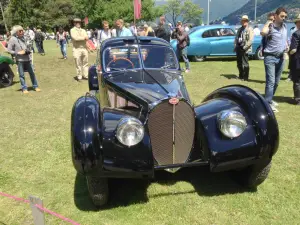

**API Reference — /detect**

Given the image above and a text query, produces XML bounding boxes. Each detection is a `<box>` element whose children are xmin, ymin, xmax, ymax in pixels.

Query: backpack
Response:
<box><xmin>35</xmin><ymin>32</ymin><xmax>44</xmax><ymax>42</ymax></box>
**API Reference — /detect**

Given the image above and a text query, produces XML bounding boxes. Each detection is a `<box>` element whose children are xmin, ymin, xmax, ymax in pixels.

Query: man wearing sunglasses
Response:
<box><xmin>261</xmin><ymin>7</ymin><xmax>288</xmax><ymax>113</ymax></box>
<box><xmin>7</xmin><ymin>25</ymin><xmax>40</xmax><ymax>94</ymax></box>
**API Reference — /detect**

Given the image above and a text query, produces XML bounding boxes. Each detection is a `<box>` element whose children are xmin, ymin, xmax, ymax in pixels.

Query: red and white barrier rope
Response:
<box><xmin>0</xmin><ymin>191</ymin><xmax>81</xmax><ymax>225</ymax></box>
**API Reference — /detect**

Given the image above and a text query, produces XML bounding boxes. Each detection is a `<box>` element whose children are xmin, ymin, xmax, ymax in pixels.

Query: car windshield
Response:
<box><xmin>103</xmin><ymin>44</ymin><xmax>178</xmax><ymax>72</ymax></box>
<box><xmin>140</xmin><ymin>45</ymin><xmax>178</xmax><ymax>69</ymax></box>
<box><xmin>103</xmin><ymin>46</ymin><xmax>141</xmax><ymax>72</ymax></box>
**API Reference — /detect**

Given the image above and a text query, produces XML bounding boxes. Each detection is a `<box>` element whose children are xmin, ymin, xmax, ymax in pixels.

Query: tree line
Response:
<box><xmin>0</xmin><ymin>0</ymin><xmax>203</xmax><ymax>32</ymax></box>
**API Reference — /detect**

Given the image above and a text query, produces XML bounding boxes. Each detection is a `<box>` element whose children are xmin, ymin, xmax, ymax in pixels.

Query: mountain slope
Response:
<box><xmin>223</xmin><ymin>0</ymin><xmax>300</xmax><ymax>24</ymax></box>
<box><xmin>155</xmin><ymin>0</ymin><xmax>248</xmax><ymax>22</ymax></box>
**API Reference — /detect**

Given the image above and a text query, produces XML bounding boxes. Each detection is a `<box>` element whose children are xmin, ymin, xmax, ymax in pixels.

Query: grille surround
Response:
<box><xmin>147</xmin><ymin>99</ymin><xmax>195</xmax><ymax>166</ymax></box>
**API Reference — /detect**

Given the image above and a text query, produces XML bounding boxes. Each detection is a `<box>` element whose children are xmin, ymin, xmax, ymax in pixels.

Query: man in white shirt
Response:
<box><xmin>184</xmin><ymin>24</ymin><xmax>190</xmax><ymax>32</ymax></box>
<box><xmin>97</xmin><ymin>21</ymin><xmax>112</xmax><ymax>46</ymax></box>
<box><xmin>253</xmin><ymin>25</ymin><xmax>261</xmax><ymax>36</ymax></box>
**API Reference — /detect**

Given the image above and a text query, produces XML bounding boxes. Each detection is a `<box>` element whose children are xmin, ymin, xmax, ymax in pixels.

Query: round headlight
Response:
<box><xmin>218</xmin><ymin>110</ymin><xmax>247</xmax><ymax>138</ymax></box>
<box><xmin>116</xmin><ymin>117</ymin><xmax>144</xmax><ymax>147</ymax></box>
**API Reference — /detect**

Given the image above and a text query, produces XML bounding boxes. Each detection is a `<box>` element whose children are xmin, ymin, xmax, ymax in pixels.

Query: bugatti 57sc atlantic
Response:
<box><xmin>71</xmin><ymin>37</ymin><xmax>279</xmax><ymax>207</ymax></box>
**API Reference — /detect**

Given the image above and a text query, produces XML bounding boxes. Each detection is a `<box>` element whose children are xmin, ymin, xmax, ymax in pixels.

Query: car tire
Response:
<box><xmin>192</xmin><ymin>56</ymin><xmax>206</xmax><ymax>62</ymax></box>
<box><xmin>234</xmin><ymin>160</ymin><xmax>272</xmax><ymax>188</ymax></box>
<box><xmin>255</xmin><ymin>47</ymin><xmax>264</xmax><ymax>60</ymax></box>
<box><xmin>0</xmin><ymin>66</ymin><xmax>14</xmax><ymax>88</ymax></box>
<box><xmin>86</xmin><ymin>176</ymin><xmax>109</xmax><ymax>207</ymax></box>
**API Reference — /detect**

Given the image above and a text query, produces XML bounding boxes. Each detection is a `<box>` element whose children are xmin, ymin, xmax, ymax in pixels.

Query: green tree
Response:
<box><xmin>5</xmin><ymin>0</ymin><xmax>75</xmax><ymax>31</ymax></box>
<box><xmin>73</xmin><ymin>0</ymin><xmax>163</xmax><ymax>27</ymax></box>
<box><xmin>163</xmin><ymin>0</ymin><xmax>203</xmax><ymax>25</ymax></box>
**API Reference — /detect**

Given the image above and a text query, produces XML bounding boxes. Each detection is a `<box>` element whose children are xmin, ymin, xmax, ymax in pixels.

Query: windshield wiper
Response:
<box><xmin>160</xmin><ymin>64</ymin><xmax>173</xmax><ymax>70</ymax></box>
<box><xmin>108</xmin><ymin>68</ymin><xmax>126</xmax><ymax>72</ymax></box>
<box><xmin>106</xmin><ymin>68</ymin><xmax>138</xmax><ymax>79</ymax></box>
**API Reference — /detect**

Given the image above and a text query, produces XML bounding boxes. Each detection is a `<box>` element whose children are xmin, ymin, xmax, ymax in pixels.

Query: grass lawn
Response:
<box><xmin>0</xmin><ymin>41</ymin><xmax>299</xmax><ymax>225</ymax></box>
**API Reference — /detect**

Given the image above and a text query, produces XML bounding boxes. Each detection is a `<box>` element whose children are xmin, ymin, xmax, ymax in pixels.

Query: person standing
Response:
<box><xmin>35</xmin><ymin>28</ymin><xmax>45</xmax><ymax>55</ymax></box>
<box><xmin>289</xmin><ymin>14</ymin><xmax>300</xmax><ymax>105</ymax></box>
<box><xmin>70</xmin><ymin>18</ymin><xmax>89</xmax><ymax>81</ymax></box>
<box><xmin>111</xmin><ymin>22</ymin><xmax>117</xmax><ymax>38</ymax></box>
<box><xmin>155</xmin><ymin>16</ymin><xmax>171</xmax><ymax>42</ymax></box>
<box><xmin>25</xmin><ymin>27</ymin><xmax>35</xmax><ymax>53</ymax></box>
<box><xmin>56</xmin><ymin>27</ymin><xmax>69</xmax><ymax>59</ymax></box>
<box><xmin>253</xmin><ymin>25</ymin><xmax>260</xmax><ymax>36</ymax></box>
<box><xmin>175</xmin><ymin>25</ymin><xmax>190</xmax><ymax>73</ymax></box>
<box><xmin>97</xmin><ymin>21</ymin><xmax>112</xmax><ymax>45</ymax></box>
<box><xmin>129</xmin><ymin>23</ymin><xmax>137</xmax><ymax>36</ymax></box>
<box><xmin>7</xmin><ymin>25</ymin><xmax>40</xmax><ymax>94</ymax></box>
<box><xmin>261</xmin><ymin>7</ymin><xmax>288</xmax><ymax>112</ymax></box>
<box><xmin>287</xmin><ymin>26</ymin><xmax>299</xmax><ymax>82</ymax></box>
<box><xmin>234</xmin><ymin>15</ymin><xmax>254</xmax><ymax>81</ymax></box>
<box><xmin>116</xmin><ymin>19</ymin><xmax>133</xmax><ymax>37</ymax></box>
<box><xmin>184</xmin><ymin>24</ymin><xmax>190</xmax><ymax>33</ymax></box>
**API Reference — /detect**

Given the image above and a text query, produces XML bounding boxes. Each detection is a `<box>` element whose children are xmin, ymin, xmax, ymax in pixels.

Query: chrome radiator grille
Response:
<box><xmin>148</xmin><ymin>100</ymin><xmax>195</xmax><ymax>165</ymax></box>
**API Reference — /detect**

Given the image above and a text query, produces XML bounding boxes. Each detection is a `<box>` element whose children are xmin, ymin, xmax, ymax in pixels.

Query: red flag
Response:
<box><xmin>84</xmin><ymin>17</ymin><xmax>89</xmax><ymax>25</ymax></box>
<box><xmin>134</xmin><ymin>0</ymin><xmax>142</xmax><ymax>19</ymax></box>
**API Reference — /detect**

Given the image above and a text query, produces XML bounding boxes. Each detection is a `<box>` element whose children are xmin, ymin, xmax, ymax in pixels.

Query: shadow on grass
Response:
<box><xmin>0</xmin><ymin>81</ymin><xmax>19</xmax><ymax>89</ymax></box>
<box><xmin>272</xmin><ymin>96</ymin><xmax>295</xmax><ymax>104</ymax></box>
<box><xmin>74</xmin><ymin>167</ymin><xmax>255</xmax><ymax>211</ymax></box>
<box><xmin>220</xmin><ymin>74</ymin><xmax>265</xmax><ymax>84</ymax></box>
<box><xmin>205</xmin><ymin>57</ymin><xmax>237</xmax><ymax>62</ymax></box>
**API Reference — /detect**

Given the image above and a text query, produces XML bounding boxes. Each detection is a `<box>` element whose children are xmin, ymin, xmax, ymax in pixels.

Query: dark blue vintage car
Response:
<box><xmin>71</xmin><ymin>37</ymin><xmax>279</xmax><ymax>207</ymax></box>
<box><xmin>171</xmin><ymin>25</ymin><xmax>263</xmax><ymax>62</ymax></box>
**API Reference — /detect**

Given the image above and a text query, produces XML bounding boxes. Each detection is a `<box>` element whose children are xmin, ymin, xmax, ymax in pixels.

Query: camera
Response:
<box><xmin>25</xmin><ymin>49</ymin><xmax>32</xmax><ymax>55</ymax></box>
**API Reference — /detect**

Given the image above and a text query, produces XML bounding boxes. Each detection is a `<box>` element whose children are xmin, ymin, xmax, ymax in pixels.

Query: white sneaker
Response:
<box><xmin>271</xmin><ymin>100</ymin><xmax>279</xmax><ymax>107</ymax></box>
<box><xmin>270</xmin><ymin>104</ymin><xmax>279</xmax><ymax>113</ymax></box>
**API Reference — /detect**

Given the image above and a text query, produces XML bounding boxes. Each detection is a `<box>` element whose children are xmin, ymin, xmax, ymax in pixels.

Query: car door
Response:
<box><xmin>216</xmin><ymin>28</ymin><xmax>236</xmax><ymax>55</ymax></box>
<box><xmin>209</xmin><ymin>28</ymin><xmax>236</xmax><ymax>55</ymax></box>
<box><xmin>187</xmin><ymin>29</ymin><xmax>211</xmax><ymax>57</ymax></box>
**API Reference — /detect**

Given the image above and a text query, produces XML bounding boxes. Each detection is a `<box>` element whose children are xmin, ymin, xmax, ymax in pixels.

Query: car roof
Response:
<box><xmin>101</xmin><ymin>36</ymin><xmax>171</xmax><ymax>50</ymax></box>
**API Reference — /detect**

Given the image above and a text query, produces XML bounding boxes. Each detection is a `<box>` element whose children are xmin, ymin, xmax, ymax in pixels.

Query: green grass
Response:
<box><xmin>0</xmin><ymin>41</ymin><xmax>300</xmax><ymax>225</ymax></box>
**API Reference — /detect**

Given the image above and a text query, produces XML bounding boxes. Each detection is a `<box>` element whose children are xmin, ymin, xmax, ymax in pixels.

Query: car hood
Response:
<box><xmin>104</xmin><ymin>69</ymin><xmax>191</xmax><ymax>105</ymax></box>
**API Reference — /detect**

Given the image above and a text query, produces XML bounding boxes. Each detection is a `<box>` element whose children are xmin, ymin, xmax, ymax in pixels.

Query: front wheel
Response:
<box><xmin>86</xmin><ymin>176</ymin><xmax>109</xmax><ymax>207</ymax></box>
<box><xmin>255</xmin><ymin>47</ymin><xmax>264</xmax><ymax>60</ymax></box>
<box><xmin>0</xmin><ymin>66</ymin><xmax>14</xmax><ymax>88</ymax></box>
<box><xmin>233</xmin><ymin>160</ymin><xmax>272</xmax><ymax>188</ymax></box>
<box><xmin>192</xmin><ymin>56</ymin><xmax>206</xmax><ymax>62</ymax></box>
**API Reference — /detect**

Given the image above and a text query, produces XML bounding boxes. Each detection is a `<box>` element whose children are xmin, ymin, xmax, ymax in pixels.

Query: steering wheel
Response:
<box><xmin>107</xmin><ymin>57</ymin><xmax>135</xmax><ymax>69</ymax></box>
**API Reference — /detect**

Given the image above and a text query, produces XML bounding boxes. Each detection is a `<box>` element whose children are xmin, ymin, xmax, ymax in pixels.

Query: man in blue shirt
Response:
<box><xmin>261</xmin><ymin>7</ymin><xmax>288</xmax><ymax>112</ymax></box>
<box><xmin>116</xmin><ymin>19</ymin><xmax>133</xmax><ymax>37</ymax></box>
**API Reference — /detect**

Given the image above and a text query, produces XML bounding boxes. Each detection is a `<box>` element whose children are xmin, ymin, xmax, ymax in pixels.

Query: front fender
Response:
<box><xmin>71</xmin><ymin>94</ymin><xmax>102</xmax><ymax>174</ymax></box>
<box><xmin>195</xmin><ymin>85</ymin><xmax>279</xmax><ymax>172</ymax></box>
<box><xmin>100</xmin><ymin>108</ymin><xmax>154</xmax><ymax>178</ymax></box>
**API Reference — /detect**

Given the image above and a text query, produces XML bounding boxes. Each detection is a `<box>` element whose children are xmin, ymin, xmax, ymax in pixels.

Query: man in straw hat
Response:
<box><xmin>234</xmin><ymin>15</ymin><xmax>254</xmax><ymax>81</ymax></box>
<box><xmin>289</xmin><ymin>14</ymin><xmax>300</xmax><ymax>105</ymax></box>
<box><xmin>70</xmin><ymin>18</ymin><xmax>89</xmax><ymax>81</ymax></box>
<box><xmin>7</xmin><ymin>25</ymin><xmax>41</xmax><ymax>94</ymax></box>
<box><xmin>261</xmin><ymin>7</ymin><xmax>288</xmax><ymax>112</ymax></box>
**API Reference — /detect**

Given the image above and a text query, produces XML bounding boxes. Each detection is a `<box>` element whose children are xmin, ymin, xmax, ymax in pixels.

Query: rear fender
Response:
<box><xmin>195</xmin><ymin>85</ymin><xmax>279</xmax><ymax>172</ymax></box>
<box><xmin>71</xmin><ymin>94</ymin><xmax>102</xmax><ymax>174</ymax></box>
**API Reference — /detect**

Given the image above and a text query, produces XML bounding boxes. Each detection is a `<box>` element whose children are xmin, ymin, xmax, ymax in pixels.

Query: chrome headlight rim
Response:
<box><xmin>217</xmin><ymin>110</ymin><xmax>247</xmax><ymax>139</ymax></box>
<box><xmin>116</xmin><ymin>117</ymin><xmax>144</xmax><ymax>147</ymax></box>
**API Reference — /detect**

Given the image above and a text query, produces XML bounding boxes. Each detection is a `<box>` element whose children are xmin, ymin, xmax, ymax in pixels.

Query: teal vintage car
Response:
<box><xmin>171</xmin><ymin>25</ymin><xmax>263</xmax><ymax>62</ymax></box>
